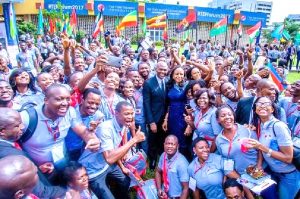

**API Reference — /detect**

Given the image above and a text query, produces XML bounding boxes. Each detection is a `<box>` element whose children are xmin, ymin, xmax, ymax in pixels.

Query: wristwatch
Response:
<box><xmin>266</xmin><ymin>149</ymin><xmax>273</xmax><ymax>157</ymax></box>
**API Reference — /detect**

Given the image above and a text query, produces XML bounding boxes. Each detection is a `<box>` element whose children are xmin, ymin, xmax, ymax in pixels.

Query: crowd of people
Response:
<box><xmin>0</xmin><ymin>31</ymin><xmax>299</xmax><ymax>199</ymax></box>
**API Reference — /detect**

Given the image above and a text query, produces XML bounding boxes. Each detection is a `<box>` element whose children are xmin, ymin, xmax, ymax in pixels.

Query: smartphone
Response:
<box><xmin>106</xmin><ymin>55</ymin><xmax>123</xmax><ymax>68</ymax></box>
<box><xmin>185</xmin><ymin>104</ymin><xmax>192</xmax><ymax>109</ymax></box>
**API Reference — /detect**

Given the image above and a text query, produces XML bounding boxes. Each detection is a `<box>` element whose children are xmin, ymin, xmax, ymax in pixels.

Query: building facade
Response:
<box><xmin>208</xmin><ymin>0</ymin><xmax>272</xmax><ymax>24</ymax></box>
<box><xmin>287</xmin><ymin>14</ymin><xmax>300</xmax><ymax>23</ymax></box>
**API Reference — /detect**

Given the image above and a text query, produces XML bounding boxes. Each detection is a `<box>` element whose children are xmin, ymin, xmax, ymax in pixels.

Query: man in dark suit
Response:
<box><xmin>0</xmin><ymin>108</ymin><xmax>66</xmax><ymax>198</ymax></box>
<box><xmin>143</xmin><ymin>61</ymin><xmax>169</xmax><ymax>170</ymax></box>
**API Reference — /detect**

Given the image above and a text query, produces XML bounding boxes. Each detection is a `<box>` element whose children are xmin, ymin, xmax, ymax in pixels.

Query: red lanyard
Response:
<box><xmin>162</xmin><ymin>152</ymin><xmax>178</xmax><ymax>193</ymax></box>
<box><xmin>134</xmin><ymin>92</ymin><xmax>142</xmax><ymax>103</ymax></box>
<box><xmin>195</xmin><ymin>111</ymin><xmax>204</xmax><ymax>129</ymax></box>
<box><xmin>118</xmin><ymin>127</ymin><xmax>127</xmax><ymax>147</ymax></box>
<box><xmin>107</xmin><ymin>95</ymin><xmax>115</xmax><ymax>115</ymax></box>
<box><xmin>44</xmin><ymin>120</ymin><xmax>60</xmax><ymax>141</ymax></box>
<box><xmin>194</xmin><ymin>160</ymin><xmax>205</xmax><ymax>174</ymax></box>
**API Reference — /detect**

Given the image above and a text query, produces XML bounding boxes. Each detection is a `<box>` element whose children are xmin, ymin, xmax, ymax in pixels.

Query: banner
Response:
<box><xmin>44</xmin><ymin>0</ymin><xmax>87</xmax><ymax>15</ymax></box>
<box><xmin>94</xmin><ymin>1</ymin><xmax>138</xmax><ymax>17</ymax></box>
<box><xmin>145</xmin><ymin>3</ymin><xmax>188</xmax><ymax>20</ymax></box>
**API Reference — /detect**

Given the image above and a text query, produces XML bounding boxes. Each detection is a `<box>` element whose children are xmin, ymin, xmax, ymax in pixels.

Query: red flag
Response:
<box><xmin>70</xmin><ymin>8</ymin><xmax>77</xmax><ymax>34</ymax></box>
<box><xmin>176</xmin><ymin>9</ymin><xmax>196</xmax><ymax>33</ymax></box>
<box><xmin>162</xmin><ymin>27</ymin><xmax>168</xmax><ymax>40</ymax></box>
<box><xmin>93</xmin><ymin>11</ymin><xmax>104</xmax><ymax>38</ymax></box>
<box><xmin>49</xmin><ymin>18</ymin><xmax>55</xmax><ymax>34</ymax></box>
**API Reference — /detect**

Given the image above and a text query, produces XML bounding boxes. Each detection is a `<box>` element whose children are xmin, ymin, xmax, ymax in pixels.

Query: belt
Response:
<box><xmin>277</xmin><ymin>169</ymin><xmax>296</xmax><ymax>175</ymax></box>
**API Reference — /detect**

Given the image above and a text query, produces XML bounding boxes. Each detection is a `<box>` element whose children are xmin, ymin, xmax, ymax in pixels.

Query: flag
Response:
<box><xmin>282</xmin><ymin>29</ymin><xmax>291</xmax><ymax>41</ymax></box>
<box><xmin>92</xmin><ymin>8</ymin><xmax>104</xmax><ymax>38</ymax></box>
<box><xmin>237</xmin><ymin>23</ymin><xmax>243</xmax><ymax>37</ymax></box>
<box><xmin>70</xmin><ymin>8</ymin><xmax>77</xmax><ymax>35</ymax></box>
<box><xmin>162</xmin><ymin>27</ymin><xmax>168</xmax><ymax>40</ymax></box>
<box><xmin>176</xmin><ymin>9</ymin><xmax>196</xmax><ymax>33</ymax></box>
<box><xmin>267</xmin><ymin>62</ymin><xmax>285</xmax><ymax>91</ymax></box>
<box><xmin>295</xmin><ymin>32</ymin><xmax>300</xmax><ymax>45</ymax></box>
<box><xmin>271</xmin><ymin>24</ymin><xmax>284</xmax><ymax>40</ymax></box>
<box><xmin>142</xmin><ymin>17</ymin><xmax>147</xmax><ymax>36</ymax></box>
<box><xmin>233</xmin><ymin>10</ymin><xmax>241</xmax><ymax>25</ymax></box>
<box><xmin>246</xmin><ymin>21</ymin><xmax>261</xmax><ymax>43</ymax></box>
<box><xmin>118</xmin><ymin>10</ymin><xmax>138</xmax><ymax>30</ymax></box>
<box><xmin>9</xmin><ymin>3</ymin><xmax>17</xmax><ymax>40</ymax></box>
<box><xmin>49</xmin><ymin>18</ymin><xmax>55</xmax><ymax>34</ymax></box>
<box><xmin>147</xmin><ymin>14</ymin><xmax>167</xmax><ymax>29</ymax></box>
<box><xmin>37</xmin><ymin>6</ymin><xmax>44</xmax><ymax>35</ymax></box>
<box><xmin>115</xmin><ymin>16</ymin><xmax>120</xmax><ymax>36</ymax></box>
<box><xmin>210</xmin><ymin>17</ymin><xmax>227</xmax><ymax>37</ymax></box>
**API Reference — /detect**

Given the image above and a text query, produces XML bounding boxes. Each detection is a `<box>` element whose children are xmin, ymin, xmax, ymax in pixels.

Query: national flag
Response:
<box><xmin>210</xmin><ymin>17</ymin><xmax>227</xmax><ymax>37</ymax></box>
<box><xmin>246</xmin><ymin>21</ymin><xmax>261</xmax><ymax>43</ymax></box>
<box><xmin>147</xmin><ymin>14</ymin><xmax>167</xmax><ymax>29</ymax></box>
<box><xmin>142</xmin><ymin>17</ymin><xmax>147</xmax><ymax>36</ymax></box>
<box><xmin>233</xmin><ymin>10</ymin><xmax>241</xmax><ymax>25</ymax></box>
<box><xmin>282</xmin><ymin>29</ymin><xmax>291</xmax><ymax>41</ymax></box>
<box><xmin>118</xmin><ymin>10</ymin><xmax>138</xmax><ymax>30</ymax></box>
<box><xmin>70</xmin><ymin>8</ymin><xmax>77</xmax><ymax>35</ymax></box>
<box><xmin>115</xmin><ymin>16</ymin><xmax>120</xmax><ymax>36</ymax></box>
<box><xmin>49</xmin><ymin>18</ymin><xmax>55</xmax><ymax>34</ymax></box>
<box><xmin>92</xmin><ymin>8</ymin><xmax>104</xmax><ymax>38</ymax></box>
<box><xmin>37</xmin><ymin>6</ymin><xmax>44</xmax><ymax>35</ymax></box>
<box><xmin>295</xmin><ymin>32</ymin><xmax>300</xmax><ymax>45</ymax></box>
<box><xmin>162</xmin><ymin>27</ymin><xmax>168</xmax><ymax>40</ymax></box>
<box><xmin>267</xmin><ymin>62</ymin><xmax>285</xmax><ymax>91</ymax></box>
<box><xmin>9</xmin><ymin>3</ymin><xmax>17</xmax><ymax>40</ymax></box>
<box><xmin>237</xmin><ymin>23</ymin><xmax>243</xmax><ymax>37</ymax></box>
<box><xmin>176</xmin><ymin>9</ymin><xmax>197</xmax><ymax>33</ymax></box>
<box><xmin>271</xmin><ymin>24</ymin><xmax>284</xmax><ymax>40</ymax></box>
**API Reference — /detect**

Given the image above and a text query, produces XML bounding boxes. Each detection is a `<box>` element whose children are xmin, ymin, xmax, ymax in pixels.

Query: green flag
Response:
<box><xmin>37</xmin><ymin>7</ymin><xmax>44</xmax><ymax>35</ymax></box>
<box><xmin>115</xmin><ymin>16</ymin><xmax>120</xmax><ymax>36</ymax></box>
<box><xmin>210</xmin><ymin>17</ymin><xmax>227</xmax><ymax>37</ymax></box>
<box><xmin>295</xmin><ymin>32</ymin><xmax>300</xmax><ymax>45</ymax></box>
<box><xmin>142</xmin><ymin>17</ymin><xmax>147</xmax><ymax>36</ymax></box>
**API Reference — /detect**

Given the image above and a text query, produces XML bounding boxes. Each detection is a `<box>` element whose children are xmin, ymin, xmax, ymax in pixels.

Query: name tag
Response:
<box><xmin>224</xmin><ymin>159</ymin><xmax>234</xmax><ymax>171</ymax></box>
<box><xmin>51</xmin><ymin>142</ymin><xmax>65</xmax><ymax>163</ymax></box>
<box><xmin>189</xmin><ymin>177</ymin><xmax>197</xmax><ymax>192</ymax></box>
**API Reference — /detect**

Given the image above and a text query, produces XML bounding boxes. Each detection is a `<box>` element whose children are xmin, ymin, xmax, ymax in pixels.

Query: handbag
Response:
<box><xmin>125</xmin><ymin>147</ymin><xmax>147</xmax><ymax>176</ymax></box>
<box><xmin>136</xmin><ymin>179</ymin><xmax>158</xmax><ymax>199</ymax></box>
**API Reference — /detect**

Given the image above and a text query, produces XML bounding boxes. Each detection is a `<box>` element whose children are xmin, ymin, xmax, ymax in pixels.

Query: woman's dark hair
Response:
<box><xmin>63</xmin><ymin>161</ymin><xmax>85</xmax><ymax>184</ymax></box>
<box><xmin>216</xmin><ymin>104</ymin><xmax>236</xmax><ymax>123</ymax></box>
<box><xmin>186</xmin><ymin>67</ymin><xmax>200</xmax><ymax>80</ymax></box>
<box><xmin>9</xmin><ymin>69</ymin><xmax>37</xmax><ymax>96</ymax></box>
<box><xmin>41</xmin><ymin>64</ymin><xmax>57</xmax><ymax>73</ymax></box>
<box><xmin>190</xmin><ymin>80</ymin><xmax>206</xmax><ymax>97</ymax></box>
<box><xmin>252</xmin><ymin>96</ymin><xmax>280</xmax><ymax>128</ymax></box>
<box><xmin>194</xmin><ymin>88</ymin><xmax>216</xmax><ymax>107</ymax></box>
<box><xmin>192</xmin><ymin>137</ymin><xmax>209</xmax><ymax>148</ymax></box>
<box><xmin>166</xmin><ymin>66</ymin><xmax>185</xmax><ymax>90</ymax></box>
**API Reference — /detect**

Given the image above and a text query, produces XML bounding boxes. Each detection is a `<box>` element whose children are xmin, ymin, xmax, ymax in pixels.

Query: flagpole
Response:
<box><xmin>224</xmin><ymin>15</ymin><xmax>229</xmax><ymax>47</ymax></box>
<box><xmin>136</xmin><ymin>10</ymin><xmax>139</xmax><ymax>43</ymax></box>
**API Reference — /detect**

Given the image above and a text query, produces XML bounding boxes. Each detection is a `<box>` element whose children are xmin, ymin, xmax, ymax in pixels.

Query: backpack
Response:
<box><xmin>18</xmin><ymin>102</ymin><xmax>38</xmax><ymax>144</ymax></box>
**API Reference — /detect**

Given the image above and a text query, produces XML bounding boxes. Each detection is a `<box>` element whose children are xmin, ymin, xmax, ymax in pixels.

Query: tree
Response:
<box><xmin>17</xmin><ymin>21</ymin><xmax>37</xmax><ymax>36</ymax></box>
<box><xmin>284</xmin><ymin>18</ymin><xmax>300</xmax><ymax>40</ymax></box>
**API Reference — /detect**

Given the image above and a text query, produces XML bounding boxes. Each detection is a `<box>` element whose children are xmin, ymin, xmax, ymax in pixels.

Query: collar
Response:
<box><xmin>0</xmin><ymin>138</ymin><xmax>14</xmax><ymax>146</ymax></box>
<box><xmin>220</xmin><ymin>124</ymin><xmax>240</xmax><ymax>141</ymax></box>
<box><xmin>165</xmin><ymin>151</ymin><xmax>179</xmax><ymax>162</ymax></box>
<box><xmin>261</xmin><ymin>116</ymin><xmax>276</xmax><ymax>129</ymax></box>
<box><xmin>15</xmin><ymin>89</ymin><xmax>35</xmax><ymax>97</ymax></box>
<box><xmin>156</xmin><ymin>75</ymin><xmax>164</xmax><ymax>83</ymax></box>
<box><xmin>112</xmin><ymin>117</ymin><xmax>123</xmax><ymax>133</ymax></box>
<box><xmin>37</xmin><ymin>105</ymin><xmax>61</xmax><ymax>123</ymax></box>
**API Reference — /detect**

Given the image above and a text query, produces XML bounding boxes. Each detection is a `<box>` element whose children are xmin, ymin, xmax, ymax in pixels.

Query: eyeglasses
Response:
<box><xmin>256</xmin><ymin>102</ymin><xmax>272</xmax><ymax>107</ymax></box>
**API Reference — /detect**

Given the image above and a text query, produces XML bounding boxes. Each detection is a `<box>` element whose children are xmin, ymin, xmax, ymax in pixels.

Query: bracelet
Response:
<box><xmin>266</xmin><ymin>149</ymin><xmax>273</xmax><ymax>157</ymax></box>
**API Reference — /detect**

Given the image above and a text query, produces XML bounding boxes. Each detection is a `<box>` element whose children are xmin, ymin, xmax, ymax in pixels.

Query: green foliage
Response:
<box><xmin>154</xmin><ymin>40</ymin><xmax>163</xmax><ymax>47</ymax></box>
<box><xmin>43</xmin><ymin>1</ymin><xmax>64</xmax><ymax>19</ymax></box>
<box><xmin>75</xmin><ymin>30</ymin><xmax>86</xmax><ymax>43</ymax></box>
<box><xmin>284</xmin><ymin>18</ymin><xmax>300</xmax><ymax>40</ymax></box>
<box><xmin>17</xmin><ymin>21</ymin><xmax>37</xmax><ymax>36</ymax></box>
<box><xmin>130</xmin><ymin>33</ymin><xmax>145</xmax><ymax>45</ymax></box>
<box><xmin>262</xmin><ymin>29</ymin><xmax>273</xmax><ymax>43</ymax></box>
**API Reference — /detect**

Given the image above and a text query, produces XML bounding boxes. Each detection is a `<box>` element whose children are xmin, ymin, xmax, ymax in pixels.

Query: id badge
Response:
<box><xmin>51</xmin><ymin>142</ymin><xmax>65</xmax><ymax>163</ymax></box>
<box><xmin>135</xmin><ymin>108</ymin><xmax>141</xmax><ymax>115</ymax></box>
<box><xmin>224</xmin><ymin>159</ymin><xmax>234</xmax><ymax>171</ymax></box>
<box><xmin>189</xmin><ymin>177</ymin><xmax>197</xmax><ymax>191</ymax></box>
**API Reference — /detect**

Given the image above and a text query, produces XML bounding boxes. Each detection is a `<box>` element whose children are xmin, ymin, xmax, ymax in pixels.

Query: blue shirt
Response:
<box><xmin>216</xmin><ymin>124</ymin><xmax>258</xmax><ymax>175</ymax></box>
<box><xmin>258</xmin><ymin>117</ymin><xmax>296</xmax><ymax>173</ymax></box>
<box><xmin>188</xmin><ymin>153</ymin><xmax>232</xmax><ymax>199</ymax></box>
<box><xmin>134</xmin><ymin>88</ymin><xmax>145</xmax><ymax>124</ymax></box>
<box><xmin>158</xmin><ymin>152</ymin><xmax>189</xmax><ymax>197</ymax></box>
<box><xmin>79</xmin><ymin>118</ymin><xmax>127</xmax><ymax>179</ymax></box>
<box><xmin>98</xmin><ymin>90</ymin><xmax>124</xmax><ymax>121</ymax></box>
<box><xmin>65</xmin><ymin>105</ymin><xmax>104</xmax><ymax>152</ymax></box>
<box><xmin>192</xmin><ymin>107</ymin><xmax>222</xmax><ymax>142</ymax></box>
<box><xmin>279</xmin><ymin>97</ymin><xmax>297</xmax><ymax>129</ymax></box>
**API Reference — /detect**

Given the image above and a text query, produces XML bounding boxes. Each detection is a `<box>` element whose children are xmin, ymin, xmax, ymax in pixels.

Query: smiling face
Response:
<box><xmin>164</xmin><ymin>136</ymin><xmax>178</xmax><ymax>156</ymax></box>
<box><xmin>156</xmin><ymin>62</ymin><xmax>168</xmax><ymax>79</ymax></box>
<box><xmin>0</xmin><ymin>111</ymin><xmax>24</xmax><ymax>141</ymax></box>
<box><xmin>115</xmin><ymin>105</ymin><xmax>135</xmax><ymax>127</ymax></box>
<box><xmin>193</xmin><ymin>140</ymin><xmax>210</xmax><ymax>162</ymax></box>
<box><xmin>217</xmin><ymin>107</ymin><xmax>235</xmax><ymax>130</ymax></box>
<box><xmin>15</xmin><ymin>72</ymin><xmax>30</xmax><ymax>86</ymax></box>
<box><xmin>255</xmin><ymin>97</ymin><xmax>274</xmax><ymax>119</ymax></box>
<box><xmin>0</xmin><ymin>81</ymin><xmax>13</xmax><ymax>104</ymax></box>
<box><xmin>81</xmin><ymin>92</ymin><xmax>101</xmax><ymax>116</ymax></box>
<box><xmin>191</xmin><ymin>67</ymin><xmax>201</xmax><ymax>80</ymax></box>
<box><xmin>69</xmin><ymin>167</ymin><xmax>89</xmax><ymax>192</ymax></box>
<box><xmin>44</xmin><ymin>87</ymin><xmax>71</xmax><ymax>118</ymax></box>
<box><xmin>196</xmin><ymin>91</ymin><xmax>210</xmax><ymax>110</ymax></box>
<box><xmin>104</xmin><ymin>72</ymin><xmax>120</xmax><ymax>90</ymax></box>
<box><xmin>123</xmin><ymin>80</ymin><xmax>134</xmax><ymax>98</ymax></box>
<box><xmin>172</xmin><ymin>67</ymin><xmax>184</xmax><ymax>84</ymax></box>
<box><xmin>221</xmin><ymin>82</ymin><xmax>236</xmax><ymax>100</ymax></box>
<box><xmin>37</xmin><ymin>73</ymin><xmax>54</xmax><ymax>92</ymax></box>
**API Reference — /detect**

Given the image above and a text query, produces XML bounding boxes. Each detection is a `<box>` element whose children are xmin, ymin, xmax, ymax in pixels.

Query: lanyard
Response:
<box><xmin>257</xmin><ymin>121</ymin><xmax>261</xmax><ymax>138</ymax></box>
<box><xmin>134</xmin><ymin>92</ymin><xmax>142</xmax><ymax>103</ymax></box>
<box><xmin>118</xmin><ymin>127</ymin><xmax>127</xmax><ymax>147</ymax></box>
<box><xmin>107</xmin><ymin>95</ymin><xmax>115</xmax><ymax>116</ymax></box>
<box><xmin>194</xmin><ymin>160</ymin><xmax>205</xmax><ymax>175</ymax></box>
<box><xmin>44</xmin><ymin>120</ymin><xmax>60</xmax><ymax>141</ymax></box>
<box><xmin>227</xmin><ymin>140</ymin><xmax>233</xmax><ymax>157</ymax></box>
<box><xmin>195</xmin><ymin>111</ymin><xmax>204</xmax><ymax>129</ymax></box>
<box><xmin>287</xmin><ymin>102</ymin><xmax>297</xmax><ymax>117</ymax></box>
<box><xmin>163</xmin><ymin>152</ymin><xmax>178</xmax><ymax>193</ymax></box>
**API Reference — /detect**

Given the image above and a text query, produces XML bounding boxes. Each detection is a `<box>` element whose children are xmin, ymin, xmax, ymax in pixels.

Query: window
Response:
<box><xmin>148</xmin><ymin>29</ymin><xmax>164</xmax><ymax>42</ymax></box>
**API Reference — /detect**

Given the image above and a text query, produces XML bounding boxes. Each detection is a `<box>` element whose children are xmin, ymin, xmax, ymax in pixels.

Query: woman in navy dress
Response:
<box><xmin>162</xmin><ymin>66</ymin><xmax>191</xmax><ymax>159</ymax></box>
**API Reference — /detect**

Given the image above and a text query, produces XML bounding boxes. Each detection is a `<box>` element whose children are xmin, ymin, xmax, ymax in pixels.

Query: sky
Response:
<box><xmin>160</xmin><ymin>0</ymin><xmax>300</xmax><ymax>23</ymax></box>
